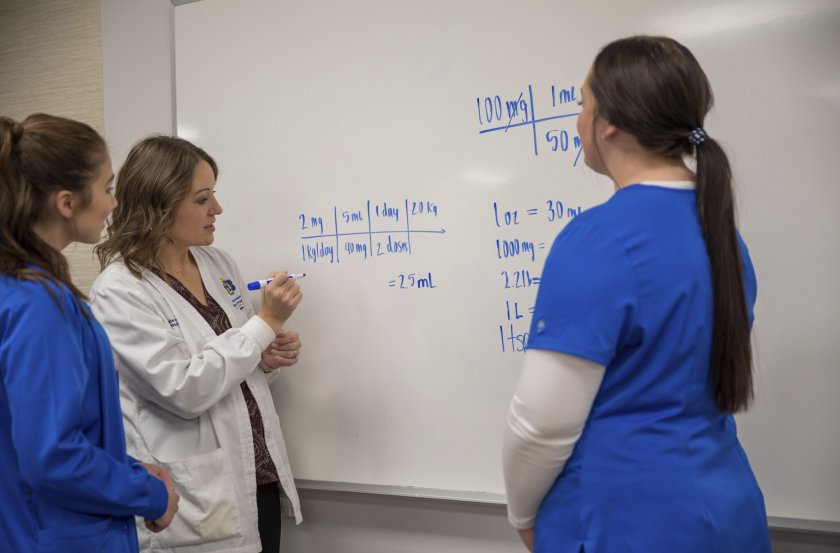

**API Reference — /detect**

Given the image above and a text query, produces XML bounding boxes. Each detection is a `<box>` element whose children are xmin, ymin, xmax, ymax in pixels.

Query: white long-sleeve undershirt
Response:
<box><xmin>502</xmin><ymin>349</ymin><xmax>606</xmax><ymax>529</ymax></box>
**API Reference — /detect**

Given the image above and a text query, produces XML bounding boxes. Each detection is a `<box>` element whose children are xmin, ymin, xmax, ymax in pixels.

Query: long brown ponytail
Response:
<box><xmin>589</xmin><ymin>36</ymin><xmax>753</xmax><ymax>413</ymax></box>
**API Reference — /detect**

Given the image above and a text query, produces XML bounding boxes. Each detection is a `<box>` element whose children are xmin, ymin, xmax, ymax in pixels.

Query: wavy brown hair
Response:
<box><xmin>96</xmin><ymin>136</ymin><xmax>218</xmax><ymax>277</ymax></box>
<box><xmin>589</xmin><ymin>36</ymin><xmax>753</xmax><ymax>413</ymax></box>
<box><xmin>0</xmin><ymin>113</ymin><xmax>106</xmax><ymax>303</ymax></box>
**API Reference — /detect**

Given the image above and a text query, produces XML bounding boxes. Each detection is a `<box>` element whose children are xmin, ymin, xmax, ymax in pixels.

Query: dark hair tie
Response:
<box><xmin>688</xmin><ymin>127</ymin><xmax>708</xmax><ymax>146</ymax></box>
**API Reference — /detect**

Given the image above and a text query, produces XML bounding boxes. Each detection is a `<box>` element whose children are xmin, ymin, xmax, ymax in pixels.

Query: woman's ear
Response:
<box><xmin>602</xmin><ymin>123</ymin><xmax>619</xmax><ymax>140</ymax></box>
<box><xmin>54</xmin><ymin>190</ymin><xmax>75</xmax><ymax>219</ymax></box>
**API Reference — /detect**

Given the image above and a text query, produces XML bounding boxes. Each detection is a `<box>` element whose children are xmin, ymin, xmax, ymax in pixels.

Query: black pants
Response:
<box><xmin>257</xmin><ymin>483</ymin><xmax>282</xmax><ymax>553</ymax></box>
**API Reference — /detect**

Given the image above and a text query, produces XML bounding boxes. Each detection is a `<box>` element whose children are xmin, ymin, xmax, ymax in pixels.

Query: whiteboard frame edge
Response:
<box><xmin>295</xmin><ymin>480</ymin><xmax>840</xmax><ymax>535</ymax></box>
<box><xmin>295</xmin><ymin>479</ymin><xmax>506</xmax><ymax>505</ymax></box>
<box><xmin>766</xmin><ymin>516</ymin><xmax>840</xmax><ymax>536</ymax></box>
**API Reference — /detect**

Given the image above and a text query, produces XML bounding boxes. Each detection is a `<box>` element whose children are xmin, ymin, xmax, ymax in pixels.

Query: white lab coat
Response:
<box><xmin>90</xmin><ymin>246</ymin><xmax>302</xmax><ymax>553</ymax></box>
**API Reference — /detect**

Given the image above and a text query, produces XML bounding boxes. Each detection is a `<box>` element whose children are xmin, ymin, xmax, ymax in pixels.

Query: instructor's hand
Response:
<box><xmin>258</xmin><ymin>271</ymin><xmax>302</xmax><ymax>332</ymax></box>
<box><xmin>261</xmin><ymin>330</ymin><xmax>302</xmax><ymax>371</ymax></box>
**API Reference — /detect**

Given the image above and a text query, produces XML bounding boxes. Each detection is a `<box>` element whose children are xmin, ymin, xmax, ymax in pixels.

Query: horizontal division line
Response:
<box><xmin>479</xmin><ymin>111</ymin><xmax>580</xmax><ymax>134</ymax></box>
<box><xmin>302</xmin><ymin>229</ymin><xmax>446</xmax><ymax>240</ymax></box>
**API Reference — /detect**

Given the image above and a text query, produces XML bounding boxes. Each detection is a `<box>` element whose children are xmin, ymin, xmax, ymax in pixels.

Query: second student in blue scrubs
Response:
<box><xmin>502</xmin><ymin>37</ymin><xmax>771</xmax><ymax>552</ymax></box>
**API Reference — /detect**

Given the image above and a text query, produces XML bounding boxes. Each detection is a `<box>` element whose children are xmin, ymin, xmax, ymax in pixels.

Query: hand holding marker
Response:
<box><xmin>247</xmin><ymin>273</ymin><xmax>306</xmax><ymax>291</ymax></box>
<box><xmin>253</xmin><ymin>271</ymin><xmax>303</xmax><ymax>333</ymax></box>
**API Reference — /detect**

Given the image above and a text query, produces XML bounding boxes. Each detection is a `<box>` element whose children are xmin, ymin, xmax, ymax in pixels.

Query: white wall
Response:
<box><xmin>0</xmin><ymin>0</ymin><xmax>104</xmax><ymax>292</ymax></box>
<box><xmin>100</xmin><ymin>1</ymin><xmax>840</xmax><ymax>551</ymax></box>
<box><xmin>286</xmin><ymin>490</ymin><xmax>520</xmax><ymax>553</ymax></box>
<box><xmin>101</xmin><ymin>0</ymin><xmax>174</xmax><ymax>168</ymax></box>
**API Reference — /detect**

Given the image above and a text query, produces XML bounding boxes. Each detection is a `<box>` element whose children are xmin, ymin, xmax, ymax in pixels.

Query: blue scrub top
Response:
<box><xmin>0</xmin><ymin>275</ymin><xmax>167</xmax><ymax>553</ymax></box>
<box><xmin>528</xmin><ymin>184</ymin><xmax>771</xmax><ymax>553</ymax></box>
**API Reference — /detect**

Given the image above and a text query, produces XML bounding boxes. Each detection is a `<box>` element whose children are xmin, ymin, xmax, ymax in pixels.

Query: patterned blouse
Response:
<box><xmin>161</xmin><ymin>272</ymin><xmax>280</xmax><ymax>485</ymax></box>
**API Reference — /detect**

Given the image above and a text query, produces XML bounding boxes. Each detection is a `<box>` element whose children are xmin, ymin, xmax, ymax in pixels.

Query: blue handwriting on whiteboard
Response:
<box><xmin>299</xmin><ymin>199</ymin><xmax>445</xmax><ymax>266</ymax></box>
<box><xmin>388</xmin><ymin>272</ymin><xmax>437</xmax><ymax>290</ymax></box>
<box><xmin>476</xmin><ymin>83</ymin><xmax>582</xmax><ymax>164</ymax></box>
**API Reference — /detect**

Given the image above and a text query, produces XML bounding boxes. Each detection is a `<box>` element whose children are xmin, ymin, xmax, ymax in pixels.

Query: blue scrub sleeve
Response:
<box><xmin>0</xmin><ymin>287</ymin><xmax>167</xmax><ymax>521</ymax></box>
<box><xmin>527</xmin><ymin>221</ymin><xmax>638</xmax><ymax>366</ymax></box>
<box><xmin>737</xmin><ymin>233</ymin><xmax>758</xmax><ymax>327</ymax></box>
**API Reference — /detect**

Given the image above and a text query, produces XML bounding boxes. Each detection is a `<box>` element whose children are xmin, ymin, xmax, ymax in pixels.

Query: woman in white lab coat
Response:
<box><xmin>90</xmin><ymin>136</ymin><xmax>303</xmax><ymax>553</ymax></box>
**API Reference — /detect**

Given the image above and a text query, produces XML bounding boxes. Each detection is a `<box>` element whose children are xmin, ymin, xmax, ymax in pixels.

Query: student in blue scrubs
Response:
<box><xmin>502</xmin><ymin>37</ymin><xmax>772</xmax><ymax>552</ymax></box>
<box><xmin>0</xmin><ymin>114</ymin><xmax>179</xmax><ymax>552</ymax></box>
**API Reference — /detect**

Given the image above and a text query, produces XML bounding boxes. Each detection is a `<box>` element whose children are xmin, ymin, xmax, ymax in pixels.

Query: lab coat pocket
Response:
<box><xmin>151</xmin><ymin>448</ymin><xmax>242</xmax><ymax>547</ymax></box>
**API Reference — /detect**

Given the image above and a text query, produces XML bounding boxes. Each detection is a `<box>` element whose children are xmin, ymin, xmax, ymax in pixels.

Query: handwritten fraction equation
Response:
<box><xmin>476</xmin><ymin>83</ymin><xmax>582</xmax><ymax>163</ymax></box>
<box><xmin>298</xmin><ymin>200</ymin><xmax>445</xmax><ymax>271</ymax></box>
<box><xmin>492</xmin><ymin>198</ymin><xmax>581</xmax><ymax>353</ymax></box>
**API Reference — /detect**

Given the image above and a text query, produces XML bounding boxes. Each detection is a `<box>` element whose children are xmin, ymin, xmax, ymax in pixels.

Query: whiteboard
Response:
<box><xmin>173</xmin><ymin>0</ymin><xmax>840</xmax><ymax>523</ymax></box>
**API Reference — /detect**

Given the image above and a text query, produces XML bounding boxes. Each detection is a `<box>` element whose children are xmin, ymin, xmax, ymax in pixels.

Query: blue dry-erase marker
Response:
<box><xmin>246</xmin><ymin>273</ymin><xmax>306</xmax><ymax>291</ymax></box>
